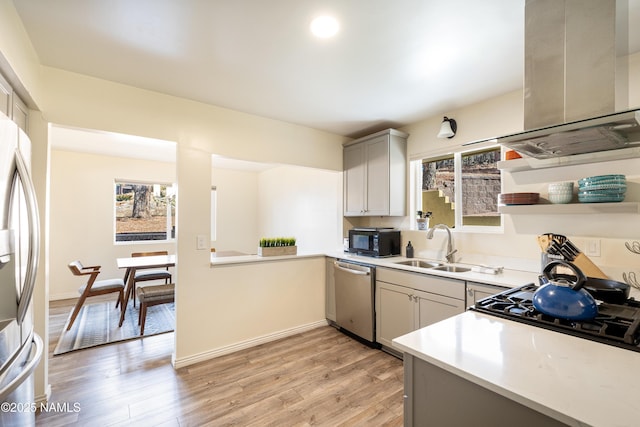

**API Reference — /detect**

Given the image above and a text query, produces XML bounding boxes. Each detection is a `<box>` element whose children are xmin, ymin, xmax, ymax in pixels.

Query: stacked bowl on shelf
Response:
<box><xmin>548</xmin><ymin>182</ymin><xmax>574</xmax><ymax>204</ymax></box>
<box><xmin>578</xmin><ymin>174</ymin><xmax>626</xmax><ymax>203</ymax></box>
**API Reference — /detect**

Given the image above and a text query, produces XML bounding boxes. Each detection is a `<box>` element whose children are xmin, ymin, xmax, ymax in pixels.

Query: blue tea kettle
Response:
<box><xmin>533</xmin><ymin>260</ymin><xmax>598</xmax><ymax>321</ymax></box>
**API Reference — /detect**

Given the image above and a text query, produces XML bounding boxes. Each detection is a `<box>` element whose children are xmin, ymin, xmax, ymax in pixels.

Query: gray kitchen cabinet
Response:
<box><xmin>403</xmin><ymin>354</ymin><xmax>567</xmax><ymax>427</ymax></box>
<box><xmin>415</xmin><ymin>290</ymin><xmax>465</xmax><ymax>328</ymax></box>
<box><xmin>325</xmin><ymin>257</ymin><xmax>336</xmax><ymax>322</ymax></box>
<box><xmin>0</xmin><ymin>71</ymin><xmax>28</xmax><ymax>133</ymax></box>
<box><xmin>343</xmin><ymin>129</ymin><xmax>407</xmax><ymax>216</ymax></box>
<box><xmin>466</xmin><ymin>281</ymin><xmax>508</xmax><ymax>308</ymax></box>
<box><xmin>0</xmin><ymin>72</ymin><xmax>10</xmax><ymax>117</ymax></box>
<box><xmin>376</xmin><ymin>281</ymin><xmax>414</xmax><ymax>349</ymax></box>
<box><xmin>376</xmin><ymin>267</ymin><xmax>465</xmax><ymax>350</ymax></box>
<box><xmin>11</xmin><ymin>94</ymin><xmax>28</xmax><ymax>134</ymax></box>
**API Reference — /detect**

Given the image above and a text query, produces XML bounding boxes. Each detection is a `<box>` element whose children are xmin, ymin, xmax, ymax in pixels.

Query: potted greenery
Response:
<box><xmin>258</xmin><ymin>237</ymin><xmax>297</xmax><ymax>256</ymax></box>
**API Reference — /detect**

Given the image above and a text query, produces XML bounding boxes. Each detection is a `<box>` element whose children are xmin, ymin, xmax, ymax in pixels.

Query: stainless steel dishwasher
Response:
<box><xmin>333</xmin><ymin>260</ymin><xmax>377</xmax><ymax>346</ymax></box>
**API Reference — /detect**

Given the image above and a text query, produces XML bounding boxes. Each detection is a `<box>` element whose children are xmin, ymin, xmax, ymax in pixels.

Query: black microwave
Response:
<box><xmin>347</xmin><ymin>228</ymin><xmax>401</xmax><ymax>257</ymax></box>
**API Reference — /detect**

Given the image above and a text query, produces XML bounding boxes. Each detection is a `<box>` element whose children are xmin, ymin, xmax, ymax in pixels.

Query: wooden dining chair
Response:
<box><xmin>137</xmin><ymin>283</ymin><xmax>175</xmax><ymax>335</ymax></box>
<box><xmin>126</xmin><ymin>251</ymin><xmax>172</xmax><ymax>307</ymax></box>
<box><xmin>67</xmin><ymin>260</ymin><xmax>125</xmax><ymax>330</ymax></box>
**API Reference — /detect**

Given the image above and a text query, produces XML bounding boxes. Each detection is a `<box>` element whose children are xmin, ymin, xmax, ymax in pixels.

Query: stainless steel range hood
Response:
<box><xmin>495</xmin><ymin>1</ymin><xmax>637</xmax><ymax>159</ymax></box>
<box><xmin>498</xmin><ymin>108</ymin><xmax>640</xmax><ymax>159</ymax></box>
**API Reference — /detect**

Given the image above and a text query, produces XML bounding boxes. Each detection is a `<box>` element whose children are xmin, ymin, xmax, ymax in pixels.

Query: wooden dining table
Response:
<box><xmin>116</xmin><ymin>254</ymin><xmax>175</xmax><ymax>326</ymax></box>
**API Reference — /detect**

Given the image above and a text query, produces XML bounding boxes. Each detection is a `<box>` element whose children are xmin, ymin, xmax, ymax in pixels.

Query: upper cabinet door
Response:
<box><xmin>0</xmin><ymin>73</ymin><xmax>11</xmax><ymax>118</ymax></box>
<box><xmin>343</xmin><ymin>143</ymin><xmax>366</xmax><ymax>216</ymax></box>
<box><xmin>343</xmin><ymin>129</ymin><xmax>407</xmax><ymax>217</ymax></box>
<box><xmin>11</xmin><ymin>96</ymin><xmax>28</xmax><ymax>134</ymax></box>
<box><xmin>0</xmin><ymin>71</ymin><xmax>28</xmax><ymax>134</ymax></box>
<box><xmin>364</xmin><ymin>135</ymin><xmax>391</xmax><ymax>215</ymax></box>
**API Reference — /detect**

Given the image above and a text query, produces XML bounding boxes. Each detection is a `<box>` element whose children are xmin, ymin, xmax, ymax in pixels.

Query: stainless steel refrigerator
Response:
<box><xmin>0</xmin><ymin>111</ymin><xmax>43</xmax><ymax>426</ymax></box>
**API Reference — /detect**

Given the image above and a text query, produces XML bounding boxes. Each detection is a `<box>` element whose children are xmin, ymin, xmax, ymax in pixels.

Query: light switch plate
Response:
<box><xmin>584</xmin><ymin>239</ymin><xmax>601</xmax><ymax>257</ymax></box>
<box><xmin>196</xmin><ymin>234</ymin><xmax>208</xmax><ymax>250</ymax></box>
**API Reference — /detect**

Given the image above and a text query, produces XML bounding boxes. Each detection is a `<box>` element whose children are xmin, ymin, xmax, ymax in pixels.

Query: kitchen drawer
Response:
<box><xmin>377</xmin><ymin>267</ymin><xmax>465</xmax><ymax>300</ymax></box>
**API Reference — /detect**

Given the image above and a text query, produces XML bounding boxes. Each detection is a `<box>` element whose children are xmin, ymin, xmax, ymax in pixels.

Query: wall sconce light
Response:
<box><xmin>437</xmin><ymin>116</ymin><xmax>457</xmax><ymax>139</ymax></box>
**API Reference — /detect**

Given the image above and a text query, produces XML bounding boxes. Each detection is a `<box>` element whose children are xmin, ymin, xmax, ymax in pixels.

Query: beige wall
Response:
<box><xmin>211</xmin><ymin>167</ymin><xmax>260</xmax><ymax>254</ymax></box>
<box><xmin>210</xmin><ymin>164</ymin><xmax>343</xmax><ymax>255</ymax></box>
<box><xmin>175</xmin><ymin>256</ymin><xmax>326</xmax><ymax>367</ymax></box>
<box><xmin>258</xmin><ymin>166</ymin><xmax>343</xmax><ymax>254</ymax></box>
<box><xmin>38</xmin><ymin>67</ymin><xmax>347</xmax><ymax>171</ymax></box>
<box><xmin>404</xmin><ymin>90</ymin><xmax>525</xmax><ymax>160</ymax></box>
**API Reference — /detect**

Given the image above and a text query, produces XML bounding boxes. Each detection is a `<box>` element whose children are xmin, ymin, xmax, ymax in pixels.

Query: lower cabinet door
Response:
<box><xmin>415</xmin><ymin>289</ymin><xmax>465</xmax><ymax>329</ymax></box>
<box><xmin>376</xmin><ymin>281</ymin><xmax>414</xmax><ymax>348</ymax></box>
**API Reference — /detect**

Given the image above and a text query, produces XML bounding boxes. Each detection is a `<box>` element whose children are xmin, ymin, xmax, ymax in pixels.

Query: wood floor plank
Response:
<box><xmin>38</xmin><ymin>297</ymin><xmax>404</xmax><ymax>426</ymax></box>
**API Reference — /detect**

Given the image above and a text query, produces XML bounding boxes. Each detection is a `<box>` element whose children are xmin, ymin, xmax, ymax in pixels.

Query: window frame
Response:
<box><xmin>411</xmin><ymin>145</ymin><xmax>504</xmax><ymax>233</ymax></box>
<box><xmin>114</xmin><ymin>179</ymin><xmax>176</xmax><ymax>244</ymax></box>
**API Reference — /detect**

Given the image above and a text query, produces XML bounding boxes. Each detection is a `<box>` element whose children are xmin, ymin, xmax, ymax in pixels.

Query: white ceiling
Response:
<box><xmin>12</xmin><ymin>1</ymin><xmax>640</xmax><ymax>144</ymax></box>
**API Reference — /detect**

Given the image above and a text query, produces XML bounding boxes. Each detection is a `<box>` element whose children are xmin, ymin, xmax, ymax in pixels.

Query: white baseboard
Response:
<box><xmin>173</xmin><ymin>319</ymin><xmax>329</xmax><ymax>369</ymax></box>
<box><xmin>35</xmin><ymin>384</ymin><xmax>51</xmax><ymax>405</ymax></box>
<box><xmin>49</xmin><ymin>292</ymin><xmax>78</xmax><ymax>301</ymax></box>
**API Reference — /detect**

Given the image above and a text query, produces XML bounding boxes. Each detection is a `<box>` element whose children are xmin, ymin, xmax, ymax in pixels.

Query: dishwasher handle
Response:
<box><xmin>334</xmin><ymin>261</ymin><xmax>371</xmax><ymax>276</ymax></box>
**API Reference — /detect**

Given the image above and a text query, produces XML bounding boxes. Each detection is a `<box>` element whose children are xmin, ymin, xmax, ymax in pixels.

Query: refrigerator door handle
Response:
<box><xmin>14</xmin><ymin>149</ymin><xmax>40</xmax><ymax>325</ymax></box>
<box><xmin>0</xmin><ymin>333</ymin><xmax>42</xmax><ymax>400</ymax></box>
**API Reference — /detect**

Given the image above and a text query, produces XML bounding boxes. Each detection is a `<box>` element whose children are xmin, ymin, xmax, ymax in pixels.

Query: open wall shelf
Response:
<box><xmin>498</xmin><ymin>202</ymin><xmax>640</xmax><ymax>215</ymax></box>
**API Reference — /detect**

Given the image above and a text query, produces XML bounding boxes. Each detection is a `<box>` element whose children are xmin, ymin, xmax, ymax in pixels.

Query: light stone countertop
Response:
<box><xmin>392</xmin><ymin>310</ymin><xmax>640</xmax><ymax>427</ymax></box>
<box><xmin>211</xmin><ymin>251</ymin><xmax>540</xmax><ymax>288</ymax></box>
<box><xmin>329</xmin><ymin>252</ymin><xmax>541</xmax><ymax>288</ymax></box>
<box><xmin>209</xmin><ymin>251</ymin><xmax>324</xmax><ymax>266</ymax></box>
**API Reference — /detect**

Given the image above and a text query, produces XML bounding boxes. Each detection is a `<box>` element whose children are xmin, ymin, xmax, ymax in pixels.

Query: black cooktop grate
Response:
<box><xmin>470</xmin><ymin>283</ymin><xmax>640</xmax><ymax>352</ymax></box>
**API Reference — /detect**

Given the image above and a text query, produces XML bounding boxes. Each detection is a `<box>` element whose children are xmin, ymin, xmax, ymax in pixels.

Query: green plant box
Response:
<box><xmin>257</xmin><ymin>246</ymin><xmax>297</xmax><ymax>257</ymax></box>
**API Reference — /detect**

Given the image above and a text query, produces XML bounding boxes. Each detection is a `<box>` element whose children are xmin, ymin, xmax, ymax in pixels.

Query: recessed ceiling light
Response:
<box><xmin>310</xmin><ymin>16</ymin><xmax>339</xmax><ymax>38</ymax></box>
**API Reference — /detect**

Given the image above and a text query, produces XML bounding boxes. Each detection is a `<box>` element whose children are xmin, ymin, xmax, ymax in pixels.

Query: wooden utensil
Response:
<box><xmin>537</xmin><ymin>235</ymin><xmax>551</xmax><ymax>252</ymax></box>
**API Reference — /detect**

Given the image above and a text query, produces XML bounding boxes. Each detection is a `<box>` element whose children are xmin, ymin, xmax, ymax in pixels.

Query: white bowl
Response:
<box><xmin>548</xmin><ymin>182</ymin><xmax>574</xmax><ymax>192</ymax></box>
<box><xmin>548</xmin><ymin>192</ymin><xmax>573</xmax><ymax>204</ymax></box>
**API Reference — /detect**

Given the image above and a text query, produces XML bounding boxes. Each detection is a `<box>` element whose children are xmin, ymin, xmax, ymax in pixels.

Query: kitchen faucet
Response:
<box><xmin>426</xmin><ymin>224</ymin><xmax>457</xmax><ymax>263</ymax></box>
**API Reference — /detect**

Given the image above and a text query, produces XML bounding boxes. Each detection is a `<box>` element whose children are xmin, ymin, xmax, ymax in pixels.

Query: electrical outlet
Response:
<box><xmin>584</xmin><ymin>239</ymin><xmax>601</xmax><ymax>257</ymax></box>
<box><xmin>196</xmin><ymin>234</ymin><xmax>208</xmax><ymax>250</ymax></box>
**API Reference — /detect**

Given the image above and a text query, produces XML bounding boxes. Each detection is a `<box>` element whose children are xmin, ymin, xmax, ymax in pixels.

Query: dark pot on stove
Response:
<box><xmin>549</xmin><ymin>274</ymin><xmax>630</xmax><ymax>304</ymax></box>
<box><xmin>533</xmin><ymin>260</ymin><xmax>598</xmax><ymax>321</ymax></box>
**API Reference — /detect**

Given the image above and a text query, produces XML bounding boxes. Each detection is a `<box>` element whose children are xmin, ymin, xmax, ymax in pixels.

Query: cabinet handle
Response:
<box><xmin>407</xmin><ymin>294</ymin><xmax>413</xmax><ymax>301</ymax></box>
<box><xmin>413</xmin><ymin>296</ymin><xmax>418</xmax><ymax>302</ymax></box>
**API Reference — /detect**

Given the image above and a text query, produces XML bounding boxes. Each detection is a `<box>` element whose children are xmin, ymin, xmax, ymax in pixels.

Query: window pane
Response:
<box><xmin>422</xmin><ymin>155</ymin><xmax>455</xmax><ymax>228</ymax></box>
<box><xmin>461</xmin><ymin>148</ymin><xmax>501</xmax><ymax>226</ymax></box>
<box><xmin>115</xmin><ymin>182</ymin><xmax>175</xmax><ymax>242</ymax></box>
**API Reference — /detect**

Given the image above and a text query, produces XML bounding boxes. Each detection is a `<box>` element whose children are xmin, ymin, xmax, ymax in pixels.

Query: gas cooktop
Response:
<box><xmin>470</xmin><ymin>283</ymin><xmax>640</xmax><ymax>352</ymax></box>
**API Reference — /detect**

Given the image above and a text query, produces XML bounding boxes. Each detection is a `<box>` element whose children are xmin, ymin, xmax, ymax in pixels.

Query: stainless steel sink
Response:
<box><xmin>394</xmin><ymin>260</ymin><xmax>444</xmax><ymax>268</ymax></box>
<box><xmin>431</xmin><ymin>265</ymin><xmax>471</xmax><ymax>273</ymax></box>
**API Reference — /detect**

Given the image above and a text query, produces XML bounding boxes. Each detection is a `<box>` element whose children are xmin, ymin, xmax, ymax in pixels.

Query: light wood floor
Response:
<box><xmin>38</xmin><ymin>297</ymin><xmax>404</xmax><ymax>426</ymax></box>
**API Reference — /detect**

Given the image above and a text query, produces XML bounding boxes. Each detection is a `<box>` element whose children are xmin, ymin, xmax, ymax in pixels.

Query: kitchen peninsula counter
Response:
<box><xmin>175</xmin><ymin>253</ymin><xmax>326</xmax><ymax>369</ymax></box>
<box><xmin>210</xmin><ymin>252</ymin><xmax>324</xmax><ymax>266</ymax></box>
<box><xmin>211</xmin><ymin>251</ymin><xmax>540</xmax><ymax>290</ymax></box>
<box><xmin>392</xmin><ymin>311</ymin><xmax>640</xmax><ymax>427</ymax></box>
